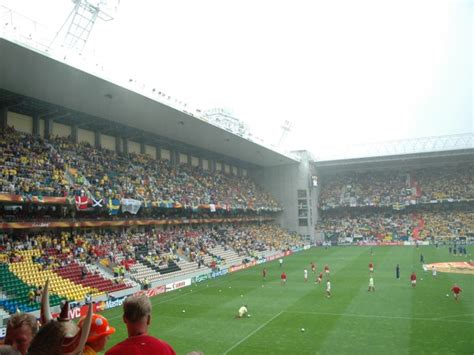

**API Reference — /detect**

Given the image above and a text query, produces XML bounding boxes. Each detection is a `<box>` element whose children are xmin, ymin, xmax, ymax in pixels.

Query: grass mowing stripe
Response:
<box><xmin>107</xmin><ymin>271</ymin><xmax>249</xmax><ymax>321</ymax></box>
<box><xmin>223</xmin><ymin>311</ymin><xmax>284</xmax><ymax>355</ymax></box>
<box><xmin>316</xmin><ymin>246</ymin><xmax>413</xmax><ymax>354</ymax></box>
<box><xmin>408</xmin><ymin>246</ymin><xmax>474</xmax><ymax>354</ymax></box>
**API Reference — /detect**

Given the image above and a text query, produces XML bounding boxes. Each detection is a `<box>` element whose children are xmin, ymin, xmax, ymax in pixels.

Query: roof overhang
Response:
<box><xmin>0</xmin><ymin>38</ymin><xmax>298</xmax><ymax>168</ymax></box>
<box><xmin>313</xmin><ymin>149</ymin><xmax>474</xmax><ymax>173</ymax></box>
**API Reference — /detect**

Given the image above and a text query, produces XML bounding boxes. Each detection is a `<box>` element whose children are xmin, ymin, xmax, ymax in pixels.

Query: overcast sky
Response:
<box><xmin>1</xmin><ymin>0</ymin><xmax>472</xmax><ymax>158</ymax></box>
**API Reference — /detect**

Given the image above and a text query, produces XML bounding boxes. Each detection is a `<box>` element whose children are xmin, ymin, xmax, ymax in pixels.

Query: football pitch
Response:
<box><xmin>102</xmin><ymin>246</ymin><xmax>473</xmax><ymax>354</ymax></box>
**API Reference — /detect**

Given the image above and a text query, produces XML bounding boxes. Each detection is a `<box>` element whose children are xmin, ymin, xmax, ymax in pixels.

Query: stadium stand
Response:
<box><xmin>317</xmin><ymin>161</ymin><xmax>474</xmax><ymax>242</ymax></box>
<box><xmin>0</xmin><ymin>127</ymin><xmax>68</xmax><ymax>197</ymax></box>
<box><xmin>319</xmin><ymin>163</ymin><xmax>474</xmax><ymax>210</ymax></box>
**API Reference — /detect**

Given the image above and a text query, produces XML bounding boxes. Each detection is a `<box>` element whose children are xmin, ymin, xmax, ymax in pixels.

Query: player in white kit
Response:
<box><xmin>368</xmin><ymin>277</ymin><xmax>375</xmax><ymax>292</ymax></box>
<box><xmin>326</xmin><ymin>280</ymin><xmax>331</xmax><ymax>298</ymax></box>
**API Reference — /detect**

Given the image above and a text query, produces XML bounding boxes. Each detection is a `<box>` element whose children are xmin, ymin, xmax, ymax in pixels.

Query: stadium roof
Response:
<box><xmin>0</xmin><ymin>38</ymin><xmax>298</xmax><ymax>168</ymax></box>
<box><xmin>314</xmin><ymin>148</ymin><xmax>474</xmax><ymax>173</ymax></box>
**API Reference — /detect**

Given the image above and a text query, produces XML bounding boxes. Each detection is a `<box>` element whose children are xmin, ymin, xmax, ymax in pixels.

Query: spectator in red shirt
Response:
<box><xmin>451</xmin><ymin>284</ymin><xmax>462</xmax><ymax>302</ymax></box>
<box><xmin>105</xmin><ymin>295</ymin><xmax>176</xmax><ymax>355</ymax></box>
<box><xmin>410</xmin><ymin>272</ymin><xmax>417</xmax><ymax>288</ymax></box>
<box><xmin>280</xmin><ymin>272</ymin><xmax>287</xmax><ymax>286</ymax></box>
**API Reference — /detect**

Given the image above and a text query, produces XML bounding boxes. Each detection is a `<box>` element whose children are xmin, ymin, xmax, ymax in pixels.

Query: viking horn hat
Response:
<box><xmin>62</xmin><ymin>304</ymin><xmax>93</xmax><ymax>355</ymax></box>
<box><xmin>40</xmin><ymin>279</ymin><xmax>52</xmax><ymax>325</ymax></box>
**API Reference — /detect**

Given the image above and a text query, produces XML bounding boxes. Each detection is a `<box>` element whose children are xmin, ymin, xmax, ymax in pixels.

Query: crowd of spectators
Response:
<box><xmin>319</xmin><ymin>170</ymin><xmax>411</xmax><ymax>209</ymax></box>
<box><xmin>412</xmin><ymin>165</ymin><xmax>474</xmax><ymax>202</ymax></box>
<box><xmin>317</xmin><ymin>207</ymin><xmax>474</xmax><ymax>241</ymax></box>
<box><xmin>422</xmin><ymin>211</ymin><xmax>474</xmax><ymax>239</ymax></box>
<box><xmin>51</xmin><ymin>135</ymin><xmax>279</xmax><ymax>210</ymax></box>
<box><xmin>0</xmin><ymin>128</ymin><xmax>280</xmax><ymax>212</ymax></box>
<box><xmin>0</xmin><ymin>127</ymin><xmax>68</xmax><ymax>197</ymax></box>
<box><xmin>0</xmin><ymin>223</ymin><xmax>301</xmax><ymax>277</ymax></box>
<box><xmin>316</xmin><ymin>211</ymin><xmax>416</xmax><ymax>241</ymax></box>
<box><xmin>0</xmin><ymin>231</ymin><xmax>102</xmax><ymax>267</ymax></box>
<box><xmin>319</xmin><ymin>163</ymin><xmax>474</xmax><ymax>209</ymax></box>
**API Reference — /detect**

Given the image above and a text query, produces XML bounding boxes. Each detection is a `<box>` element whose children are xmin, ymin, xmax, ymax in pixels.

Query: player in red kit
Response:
<box><xmin>324</xmin><ymin>265</ymin><xmax>330</xmax><ymax>277</ymax></box>
<box><xmin>262</xmin><ymin>268</ymin><xmax>267</xmax><ymax>281</ymax></box>
<box><xmin>316</xmin><ymin>272</ymin><xmax>323</xmax><ymax>285</ymax></box>
<box><xmin>410</xmin><ymin>272</ymin><xmax>417</xmax><ymax>288</ymax></box>
<box><xmin>369</xmin><ymin>262</ymin><xmax>374</xmax><ymax>274</ymax></box>
<box><xmin>281</xmin><ymin>272</ymin><xmax>287</xmax><ymax>286</ymax></box>
<box><xmin>311</xmin><ymin>262</ymin><xmax>316</xmax><ymax>273</ymax></box>
<box><xmin>451</xmin><ymin>284</ymin><xmax>462</xmax><ymax>302</ymax></box>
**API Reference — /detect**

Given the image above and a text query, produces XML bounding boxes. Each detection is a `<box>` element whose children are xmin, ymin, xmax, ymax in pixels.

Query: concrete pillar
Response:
<box><xmin>71</xmin><ymin>124</ymin><xmax>78</xmax><ymax>143</ymax></box>
<box><xmin>44</xmin><ymin>118</ymin><xmax>53</xmax><ymax>139</ymax></box>
<box><xmin>140</xmin><ymin>141</ymin><xmax>146</xmax><ymax>155</ymax></box>
<box><xmin>94</xmin><ymin>131</ymin><xmax>101</xmax><ymax>149</ymax></box>
<box><xmin>156</xmin><ymin>146</ymin><xmax>161</xmax><ymax>160</ymax></box>
<box><xmin>171</xmin><ymin>150</ymin><xmax>177</xmax><ymax>166</ymax></box>
<box><xmin>115</xmin><ymin>136</ymin><xmax>122</xmax><ymax>154</ymax></box>
<box><xmin>122</xmin><ymin>137</ymin><xmax>128</xmax><ymax>155</ymax></box>
<box><xmin>32</xmin><ymin>115</ymin><xmax>40</xmax><ymax>136</ymax></box>
<box><xmin>0</xmin><ymin>107</ymin><xmax>8</xmax><ymax>131</ymax></box>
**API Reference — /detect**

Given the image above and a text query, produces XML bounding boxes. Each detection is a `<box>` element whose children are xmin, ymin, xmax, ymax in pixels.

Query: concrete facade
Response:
<box><xmin>253</xmin><ymin>151</ymin><xmax>321</xmax><ymax>242</ymax></box>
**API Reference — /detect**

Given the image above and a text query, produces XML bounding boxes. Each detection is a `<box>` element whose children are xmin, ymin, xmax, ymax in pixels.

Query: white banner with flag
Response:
<box><xmin>121</xmin><ymin>198</ymin><xmax>142</xmax><ymax>214</ymax></box>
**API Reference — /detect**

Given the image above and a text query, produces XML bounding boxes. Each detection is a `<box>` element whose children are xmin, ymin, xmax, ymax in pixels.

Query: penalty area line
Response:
<box><xmin>435</xmin><ymin>313</ymin><xmax>474</xmax><ymax>320</ymax></box>
<box><xmin>223</xmin><ymin>311</ymin><xmax>284</xmax><ymax>354</ymax></box>
<box><xmin>285</xmin><ymin>311</ymin><xmax>474</xmax><ymax>324</ymax></box>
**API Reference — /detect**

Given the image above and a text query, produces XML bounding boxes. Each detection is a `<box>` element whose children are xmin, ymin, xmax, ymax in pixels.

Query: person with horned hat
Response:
<box><xmin>27</xmin><ymin>279</ymin><xmax>93</xmax><ymax>355</ymax></box>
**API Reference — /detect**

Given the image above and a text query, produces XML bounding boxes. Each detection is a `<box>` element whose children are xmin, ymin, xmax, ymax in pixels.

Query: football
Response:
<box><xmin>301</xmin><ymin>328</ymin><xmax>305</xmax><ymax>332</ymax></box>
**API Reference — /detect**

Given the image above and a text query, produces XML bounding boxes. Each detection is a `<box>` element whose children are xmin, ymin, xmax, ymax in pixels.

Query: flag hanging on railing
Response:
<box><xmin>121</xmin><ymin>198</ymin><xmax>142</xmax><ymax>214</ymax></box>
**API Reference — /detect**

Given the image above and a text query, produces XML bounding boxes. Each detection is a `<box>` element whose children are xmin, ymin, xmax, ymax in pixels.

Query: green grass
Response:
<box><xmin>102</xmin><ymin>246</ymin><xmax>474</xmax><ymax>354</ymax></box>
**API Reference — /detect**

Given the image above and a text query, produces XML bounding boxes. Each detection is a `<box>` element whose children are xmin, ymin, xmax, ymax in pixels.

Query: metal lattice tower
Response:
<box><xmin>51</xmin><ymin>0</ymin><xmax>115</xmax><ymax>53</ymax></box>
<box><xmin>277</xmin><ymin>120</ymin><xmax>293</xmax><ymax>148</ymax></box>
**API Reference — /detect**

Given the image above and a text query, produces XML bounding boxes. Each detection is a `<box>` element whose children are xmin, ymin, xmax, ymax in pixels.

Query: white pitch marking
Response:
<box><xmin>435</xmin><ymin>313</ymin><xmax>474</xmax><ymax>320</ymax></box>
<box><xmin>223</xmin><ymin>311</ymin><xmax>284</xmax><ymax>354</ymax></box>
<box><xmin>285</xmin><ymin>311</ymin><xmax>474</xmax><ymax>324</ymax></box>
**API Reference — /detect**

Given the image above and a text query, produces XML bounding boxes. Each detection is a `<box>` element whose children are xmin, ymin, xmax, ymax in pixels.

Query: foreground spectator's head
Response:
<box><xmin>4</xmin><ymin>313</ymin><xmax>38</xmax><ymax>355</ymax></box>
<box><xmin>122</xmin><ymin>295</ymin><xmax>152</xmax><ymax>336</ymax></box>
<box><xmin>78</xmin><ymin>314</ymin><xmax>115</xmax><ymax>353</ymax></box>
